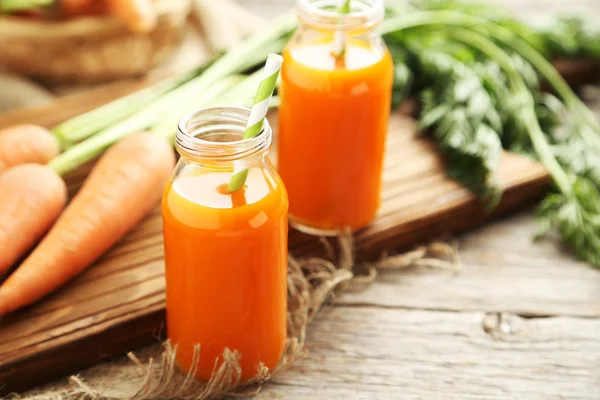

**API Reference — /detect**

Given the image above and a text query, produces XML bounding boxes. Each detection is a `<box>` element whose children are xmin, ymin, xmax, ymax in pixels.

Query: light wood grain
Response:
<box><xmin>20</xmin><ymin>305</ymin><xmax>600</xmax><ymax>400</ymax></box>
<box><xmin>0</xmin><ymin>107</ymin><xmax>550</xmax><ymax>394</ymax></box>
<box><xmin>260</xmin><ymin>306</ymin><xmax>600</xmax><ymax>400</ymax></box>
<box><xmin>337</xmin><ymin>212</ymin><xmax>600</xmax><ymax>319</ymax></box>
<box><xmin>6</xmin><ymin>0</ymin><xmax>600</xmax><ymax>398</ymax></box>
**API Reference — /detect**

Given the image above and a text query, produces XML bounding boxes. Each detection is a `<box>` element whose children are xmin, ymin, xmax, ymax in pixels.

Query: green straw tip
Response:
<box><xmin>228</xmin><ymin>169</ymin><xmax>249</xmax><ymax>193</ymax></box>
<box><xmin>268</xmin><ymin>53</ymin><xmax>284</xmax><ymax>63</ymax></box>
<box><xmin>339</xmin><ymin>0</ymin><xmax>352</xmax><ymax>14</ymax></box>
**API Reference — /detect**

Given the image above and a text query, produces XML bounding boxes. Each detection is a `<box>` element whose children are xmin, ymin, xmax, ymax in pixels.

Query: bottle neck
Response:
<box><xmin>296</xmin><ymin>0</ymin><xmax>384</xmax><ymax>32</ymax></box>
<box><xmin>176</xmin><ymin>107</ymin><xmax>272</xmax><ymax>168</ymax></box>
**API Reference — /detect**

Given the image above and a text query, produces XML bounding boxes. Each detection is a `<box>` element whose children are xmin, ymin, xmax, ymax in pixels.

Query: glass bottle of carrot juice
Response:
<box><xmin>162</xmin><ymin>107</ymin><xmax>288</xmax><ymax>381</ymax></box>
<box><xmin>279</xmin><ymin>0</ymin><xmax>393</xmax><ymax>235</ymax></box>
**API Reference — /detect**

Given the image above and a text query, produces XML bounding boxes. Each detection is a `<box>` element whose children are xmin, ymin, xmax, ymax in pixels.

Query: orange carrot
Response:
<box><xmin>105</xmin><ymin>0</ymin><xmax>156</xmax><ymax>33</ymax></box>
<box><xmin>0</xmin><ymin>132</ymin><xmax>174</xmax><ymax>315</ymax></box>
<box><xmin>0</xmin><ymin>164</ymin><xmax>67</xmax><ymax>278</ymax></box>
<box><xmin>0</xmin><ymin>125</ymin><xmax>60</xmax><ymax>173</ymax></box>
<box><xmin>60</xmin><ymin>0</ymin><xmax>96</xmax><ymax>16</ymax></box>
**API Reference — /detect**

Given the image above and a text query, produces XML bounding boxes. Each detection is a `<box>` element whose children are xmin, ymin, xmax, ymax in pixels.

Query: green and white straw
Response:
<box><xmin>227</xmin><ymin>53</ymin><xmax>283</xmax><ymax>193</ymax></box>
<box><xmin>331</xmin><ymin>0</ymin><xmax>352</xmax><ymax>59</ymax></box>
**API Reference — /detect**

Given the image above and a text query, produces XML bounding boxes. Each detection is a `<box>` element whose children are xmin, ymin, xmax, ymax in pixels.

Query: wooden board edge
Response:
<box><xmin>359</xmin><ymin>174</ymin><xmax>550</xmax><ymax>257</ymax></box>
<box><xmin>290</xmin><ymin>167</ymin><xmax>551</xmax><ymax>259</ymax></box>
<box><xmin>0</xmin><ymin>302</ymin><xmax>166</xmax><ymax>395</ymax></box>
<box><xmin>0</xmin><ymin>174</ymin><xmax>550</xmax><ymax>395</ymax></box>
<box><xmin>0</xmin><ymin>175</ymin><xmax>549</xmax><ymax>394</ymax></box>
<box><xmin>0</xmin><ymin>48</ymin><xmax>585</xmax><ymax>396</ymax></box>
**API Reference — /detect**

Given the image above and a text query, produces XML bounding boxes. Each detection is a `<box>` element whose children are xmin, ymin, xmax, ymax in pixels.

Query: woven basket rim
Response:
<box><xmin>0</xmin><ymin>0</ymin><xmax>191</xmax><ymax>38</ymax></box>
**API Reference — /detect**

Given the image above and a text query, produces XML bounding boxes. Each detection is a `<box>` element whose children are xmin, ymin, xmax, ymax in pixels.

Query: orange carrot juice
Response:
<box><xmin>279</xmin><ymin>42</ymin><xmax>393</xmax><ymax>233</ymax></box>
<box><xmin>163</xmin><ymin>108</ymin><xmax>288</xmax><ymax>381</ymax></box>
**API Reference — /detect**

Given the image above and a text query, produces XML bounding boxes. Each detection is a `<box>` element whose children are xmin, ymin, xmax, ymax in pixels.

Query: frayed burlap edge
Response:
<box><xmin>15</xmin><ymin>233</ymin><xmax>460</xmax><ymax>400</ymax></box>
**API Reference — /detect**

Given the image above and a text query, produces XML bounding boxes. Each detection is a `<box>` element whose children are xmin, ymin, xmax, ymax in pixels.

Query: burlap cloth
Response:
<box><xmin>14</xmin><ymin>233</ymin><xmax>460</xmax><ymax>400</ymax></box>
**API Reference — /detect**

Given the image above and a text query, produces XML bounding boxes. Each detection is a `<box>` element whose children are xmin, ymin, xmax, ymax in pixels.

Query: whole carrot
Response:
<box><xmin>0</xmin><ymin>125</ymin><xmax>60</xmax><ymax>173</ymax></box>
<box><xmin>0</xmin><ymin>74</ymin><xmax>235</xmax><ymax>313</ymax></box>
<box><xmin>105</xmin><ymin>0</ymin><xmax>156</xmax><ymax>33</ymax></box>
<box><xmin>0</xmin><ymin>132</ymin><xmax>174</xmax><ymax>315</ymax></box>
<box><xmin>0</xmin><ymin>164</ymin><xmax>67</xmax><ymax>277</ymax></box>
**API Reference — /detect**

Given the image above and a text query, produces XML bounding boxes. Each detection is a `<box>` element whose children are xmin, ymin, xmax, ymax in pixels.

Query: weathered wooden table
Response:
<box><xmin>16</xmin><ymin>0</ymin><xmax>600</xmax><ymax>399</ymax></box>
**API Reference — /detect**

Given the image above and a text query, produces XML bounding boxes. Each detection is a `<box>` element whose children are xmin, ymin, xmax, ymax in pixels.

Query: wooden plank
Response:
<box><xmin>18</xmin><ymin>307</ymin><xmax>600</xmax><ymax>400</ymax></box>
<box><xmin>9</xmin><ymin>1</ymin><xmax>600</xmax><ymax>398</ymax></box>
<box><xmin>337</xmin><ymin>213</ymin><xmax>600</xmax><ymax>318</ymax></box>
<box><xmin>0</xmin><ymin>109</ymin><xmax>551</xmax><ymax>394</ymax></box>
<box><xmin>3</xmin><ymin>300</ymin><xmax>165</xmax><ymax>395</ymax></box>
<box><xmin>259</xmin><ymin>306</ymin><xmax>600</xmax><ymax>400</ymax></box>
<box><xmin>4</xmin><ymin>0</ymin><xmax>600</xmax><ymax>393</ymax></box>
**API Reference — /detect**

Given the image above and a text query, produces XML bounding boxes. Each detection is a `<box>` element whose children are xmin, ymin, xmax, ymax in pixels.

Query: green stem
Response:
<box><xmin>47</xmin><ymin>11</ymin><xmax>295</xmax><ymax>176</ymax></box>
<box><xmin>381</xmin><ymin>10</ymin><xmax>477</xmax><ymax>36</ymax></box>
<box><xmin>447</xmin><ymin>27</ymin><xmax>573</xmax><ymax>195</ymax></box>
<box><xmin>52</xmin><ymin>10</ymin><xmax>294</xmax><ymax>159</ymax></box>
<box><xmin>51</xmin><ymin>65</ymin><xmax>208</xmax><ymax>147</ymax></box>
<box><xmin>382</xmin><ymin>12</ymin><xmax>574</xmax><ymax>194</ymax></box>
<box><xmin>1</xmin><ymin>0</ymin><xmax>52</xmax><ymax>12</ymax></box>
<box><xmin>150</xmin><ymin>75</ymin><xmax>247</xmax><ymax>145</ymax></box>
<box><xmin>184</xmin><ymin>10</ymin><xmax>294</xmax><ymax>97</ymax></box>
<box><xmin>473</xmin><ymin>17</ymin><xmax>600</xmax><ymax>135</ymax></box>
<box><xmin>381</xmin><ymin>10</ymin><xmax>600</xmax><ymax>135</ymax></box>
<box><xmin>219</xmin><ymin>68</ymin><xmax>266</xmax><ymax>105</ymax></box>
<box><xmin>237</xmin><ymin>37</ymin><xmax>290</xmax><ymax>73</ymax></box>
<box><xmin>48</xmin><ymin>76</ymin><xmax>245</xmax><ymax>176</ymax></box>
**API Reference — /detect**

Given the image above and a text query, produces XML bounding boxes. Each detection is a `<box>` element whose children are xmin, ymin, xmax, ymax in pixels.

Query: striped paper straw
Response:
<box><xmin>331</xmin><ymin>0</ymin><xmax>352</xmax><ymax>58</ymax></box>
<box><xmin>228</xmin><ymin>53</ymin><xmax>283</xmax><ymax>192</ymax></box>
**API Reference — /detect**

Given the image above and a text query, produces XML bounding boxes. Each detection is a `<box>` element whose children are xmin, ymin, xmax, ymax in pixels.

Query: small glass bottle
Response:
<box><xmin>278</xmin><ymin>0</ymin><xmax>393</xmax><ymax>235</ymax></box>
<box><xmin>162</xmin><ymin>107</ymin><xmax>288</xmax><ymax>381</ymax></box>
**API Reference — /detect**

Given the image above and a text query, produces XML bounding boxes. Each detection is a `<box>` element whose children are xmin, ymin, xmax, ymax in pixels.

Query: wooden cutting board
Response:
<box><xmin>0</xmin><ymin>97</ymin><xmax>550</xmax><ymax>394</ymax></box>
<box><xmin>4</xmin><ymin>2</ymin><xmax>599</xmax><ymax>392</ymax></box>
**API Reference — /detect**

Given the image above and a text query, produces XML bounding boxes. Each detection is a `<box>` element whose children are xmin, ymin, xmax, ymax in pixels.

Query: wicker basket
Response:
<box><xmin>0</xmin><ymin>0</ymin><xmax>191</xmax><ymax>83</ymax></box>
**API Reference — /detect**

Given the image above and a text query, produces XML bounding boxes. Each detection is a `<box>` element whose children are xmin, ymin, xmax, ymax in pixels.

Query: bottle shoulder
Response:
<box><xmin>162</xmin><ymin>160</ymin><xmax>287</xmax><ymax>231</ymax></box>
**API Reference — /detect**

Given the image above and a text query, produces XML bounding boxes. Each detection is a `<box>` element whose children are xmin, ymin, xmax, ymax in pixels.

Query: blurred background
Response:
<box><xmin>0</xmin><ymin>0</ymin><xmax>275</xmax><ymax>112</ymax></box>
<box><xmin>1</xmin><ymin>0</ymin><xmax>597</xmax><ymax>114</ymax></box>
<box><xmin>1</xmin><ymin>1</ymin><xmax>600</xmax><ymax>397</ymax></box>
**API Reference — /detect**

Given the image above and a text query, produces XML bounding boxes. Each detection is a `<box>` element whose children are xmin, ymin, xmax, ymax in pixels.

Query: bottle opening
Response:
<box><xmin>176</xmin><ymin>106</ymin><xmax>272</xmax><ymax>165</ymax></box>
<box><xmin>296</xmin><ymin>0</ymin><xmax>384</xmax><ymax>30</ymax></box>
<box><xmin>201</xmin><ymin>131</ymin><xmax>246</xmax><ymax>143</ymax></box>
